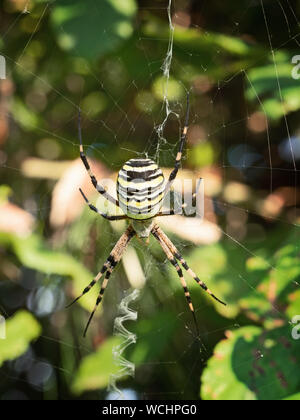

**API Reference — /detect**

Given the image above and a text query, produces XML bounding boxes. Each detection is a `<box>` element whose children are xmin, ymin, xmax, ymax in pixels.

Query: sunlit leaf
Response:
<box><xmin>246</xmin><ymin>62</ymin><xmax>300</xmax><ymax>120</ymax></box>
<box><xmin>240</xmin><ymin>232</ymin><xmax>300</xmax><ymax>324</ymax></box>
<box><xmin>201</xmin><ymin>325</ymin><xmax>300</xmax><ymax>400</ymax></box>
<box><xmin>0</xmin><ymin>185</ymin><xmax>12</xmax><ymax>204</ymax></box>
<box><xmin>71</xmin><ymin>337</ymin><xmax>122</xmax><ymax>394</ymax></box>
<box><xmin>51</xmin><ymin>0</ymin><xmax>137</xmax><ymax>60</ymax></box>
<box><xmin>0</xmin><ymin>311</ymin><xmax>41</xmax><ymax>367</ymax></box>
<box><xmin>11</xmin><ymin>99</ymin><xmax>40</xmax><ymax>131</ymax></box>
<box><xmin>143</xmin><ymin>16</ymin><xmax>264</xmax><ymax>78</ymax></box>
<box><xmin>152</xmin><ymin>76</ymin><xmax>185</xmax><ymax>102</ymax></box>
<box><xmin>0</xmin><ymin>232</ymin><xmax>98</xmax><ymax>312</ymax></box>
<box><xmin>283</xmin><ymin>393</ymin><xmax>300</xmax><ymax>401</ymax></box>
<box><xmin>188</xmin><ymin>142</ymin><xmax>216</xmax><ymax>168</ymax></box>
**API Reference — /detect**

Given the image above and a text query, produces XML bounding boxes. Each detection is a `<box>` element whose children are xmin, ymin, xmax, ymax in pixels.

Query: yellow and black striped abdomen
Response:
<box><xmin>117</xmin><ymin>159</ymin><xmax>165</xmax><ymax>220</ymax></box>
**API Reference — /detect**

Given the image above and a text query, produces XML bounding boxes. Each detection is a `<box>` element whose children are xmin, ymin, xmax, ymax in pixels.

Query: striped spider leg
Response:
<box><xmin>164</xmin><ymin>92</ymin><xmax>191</xmax><ymax>198</ymax></box>
<box><xmin>156</xmin><ymin>191</ymin><xmax>198</xmax><ymax>217</ymax></box>
<box><xmin>66</xmin><ymin>226</ymin><xmax>136</xmax><ymax>337</ymax></box>
<box><xmin>152</xmin><ymin>226</ymin><xmax>199</xmax><ymax>334</ymax></box>
<box><xmin>79</xmin><ymin>188</ymin><xmax>128</xmax><ymax>221</ymax></box>
<box><xmin>152</xmin><ymin>224</ymin><xmax>226</xmax><ymax>307</ymax></box>
<box><xmin>78</xmin><ymin>108</ymin><xmax>121</xmax><ymax>209</ymax></box>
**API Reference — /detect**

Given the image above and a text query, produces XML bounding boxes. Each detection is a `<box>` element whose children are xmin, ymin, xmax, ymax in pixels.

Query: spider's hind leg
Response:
<box><xmin>152</xmin><ymin>227</ymin><xmax>199</xmax><ymax>335</ymax></box>
<box><xmin>65</xmin><ymin>262</ymin><xmax>110</xmax><ymax>309</ymax></box>
<box><xmin>153</xmin><ymin>225</ymin><xmax>226</xmax><ymax>307</ymax></box>
<box><xmin>83</xmin><ymin>268</ymin><xmax>113</xmax><ymax>337</ymax></box>
<box><xmin>66</xmin><ymin>226</ymin><xmax>136</xmax><ymax>336</ymax></box>
<box><xmin>174</xmin><ymin>251</ymin><xmax>226</xmax><ymax>306</ymax></box>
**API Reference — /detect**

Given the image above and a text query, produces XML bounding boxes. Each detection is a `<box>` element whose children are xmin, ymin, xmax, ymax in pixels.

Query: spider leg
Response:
<box><xmin>156</xmin><ymin>210</ymin><xmax>176</xmax><ymax>217</ymax></box>
<box><xmin>159</xmin><ymin>178</ymin><xmax>203</xmax><ymax>218</ymax></box>
<box><xmin>152</xmin><ymin>227</ymin><xmax>199</xmax><ymax>335</ymax></box>
<box><xmin>66</xmin><ymin>226</ymin><xmax>136</xmax><ymax>336</ymax></box>
<box><xmin>156</xmin><ymin>207</ymin><xmax>190</xmax><ymax>217</ymax></box>
<box><xmin>77</xmin><ymin>226</ymin><xmax>136</xmax><ymax>337</ymax></box>
<box><xmin>156</xmin><ymin>202</ymin><xmax>188</xmax><ymax>217</ymax></box>
<box><xmin>153</xmin><ymin>225</ymin><xmax>226</xmax><ymax>306</ymax></box>
<box><xmin>65</xmin><ymin>262</ymin><xmax>109</xmax><ymax>308</ymax></box>
<box><xmin>79</xmin><ymin>188</ymin><xmax>128</xmax><ymax>221</ymax></box>
<box><xmin>78</xmin><ymin>109</ymin><xmax>120</xmax><ymax>209</ymax></box>
<box><xmin>164</xmin><ymin>92</ymin><xmax>190</xmax><ymax>196</ymax></box>
<box><xmin>83</xmin><ymin>268</ymin><xmax>113</xmax><ymax>337</ymax></box>
<box><xmin>83</xmin><ymin>227</ymin><xmax>136</xmax><ymax>336</ymax></box>
<box><xmin>157</xmin><ymin>192</ymin><xmax>196</xmax><ymax>217</ymax></box>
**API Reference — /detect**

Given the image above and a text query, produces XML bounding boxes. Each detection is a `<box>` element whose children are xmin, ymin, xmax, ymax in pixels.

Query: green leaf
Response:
<box><xmin>239</xmin><ymin>232</ymin><xmax>300</xmax><ymax>325</ymax></box>
<box><xmin>187</xmin><ymin>141</ymin><xmax>216</xmax><ymax>168</ymax></box>
<box><xmin>283</xmin><ymin>393</ymin><xmax>300</xmax><ymax>401</ymax></box>
<box><xmin>143</xmin><ymin>16</ymin><xmax>264</xmax><ymax>79</ymax></box>
<box><xmin>0</xmin><ymin>185</ymin><xmax>12</xmax><ymax>204</ymax></box>
<box><xmin>11</xmin><ymin>99</ymin><xmax>40</xmax><ymax>131</ymax></box>
<box><xmin>130</xmin><ymin>311</ymin><xmax>179</xmax><ymax>365</ymax></box>
<box><xmin>246</xmin><ymin>62</ymin><xmax>300</xmax><ymax>120</ymax></box>
<box><xmin>71</xmin><ymin>337</ymin><xmax>122</xmax><ymax>394</ymax></box>
<box><xmin>0</xmin><ymin>311</ymin><xmax>41</xmax><ymax>367</ymax></box>
<box><xmin>0</xmin><ymin>232</ymin><xmax>97</xmax><ymax>313</ymax></box>
<box><xmin>144</xmin><ymin>18</ymin><xmax>256</xmax><ymax>57</ymax></box>
<box><xmin>51</xmin><ymin>0</ymin><xmax>137</xmax><ymax>60</ymax></box>
<box><xmin>71</xmin><ymin>312</ymin><xmax>178</xmax><ymax>395</ymax></box>
<box><xmin>201</xmin><ymin>325</ymin><xmax>300</xmax><ymax>400</ymax></box>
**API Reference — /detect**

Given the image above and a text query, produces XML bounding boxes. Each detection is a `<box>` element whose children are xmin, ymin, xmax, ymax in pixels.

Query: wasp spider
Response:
<box><xmin>67</xmin><ymin>95</ymin><xmax>226</xmax><ymax>337</ymax></box>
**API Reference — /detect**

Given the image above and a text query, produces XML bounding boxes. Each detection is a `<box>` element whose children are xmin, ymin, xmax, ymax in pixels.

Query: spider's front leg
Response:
<box><xmin>164</xmin><ymin>92</ymin><xmax>190</xmax><ymax>197</ymax></box>
<box><xmin>77</xmin><ymin>108</ymin><xmax>121</xmax><ymax>209</ymax></box>
<box><xmin>79</xmin><ymin>188</ymin><xmax>128</xmax><ymax>221</ymax></box>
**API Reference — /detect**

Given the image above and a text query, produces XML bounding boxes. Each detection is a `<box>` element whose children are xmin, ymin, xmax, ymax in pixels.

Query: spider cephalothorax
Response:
<box><xmin>67</xmin><ymin>95</ymin><xmax>226</xmax><ymax>337</ymax></box>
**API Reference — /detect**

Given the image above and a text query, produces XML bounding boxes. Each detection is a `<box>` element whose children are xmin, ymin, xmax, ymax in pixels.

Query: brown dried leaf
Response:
<box><xmin>0</xmin><ymin>202</ymin><xmax>35</xmax><ymax>237</ymax></box>
<box><xmin>158</xmin><ymin>215</ymin><xmax>222</xmax><ymax>245</ymax></box>
<box><xmin>50</xmin><ymin>158</ymin><xmax>111</xmax><ymax>228</ymax></box>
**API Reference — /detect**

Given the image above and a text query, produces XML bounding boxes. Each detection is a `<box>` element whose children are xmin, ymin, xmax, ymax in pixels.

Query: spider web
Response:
<box><xmin>0</xmin><ymin>0</ymin><xmax>300</xmax><ymax>401</ymax></box>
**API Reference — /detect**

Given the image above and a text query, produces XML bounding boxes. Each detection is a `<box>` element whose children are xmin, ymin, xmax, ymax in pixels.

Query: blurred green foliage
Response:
<box><xmin>0</xmin><ymin>311</ymin><xmax>41</xmax><ymax>368</ymax></box>
<box><xmin>0</xmin><ymin>230</ymin><xmax>99</xmax><ymax>312</ymax></box>
<box><xmin>246</xmin><ymin>60</ymin><xmax>300</xmax><ymax>120</ymax></box>
<box><xmin>51</xmin><ymin>0</ymin><xmax>137</xmax><ymax>60</ymax></box>
<box><xmin>0</xmin><ymin>0</ymin><xmax>299</xmax><ymax>401</ymax></box>
<box><xmin>72</xmin><ymin>337</ymin><xmax>122</xmax><ymax>395</ymax></box>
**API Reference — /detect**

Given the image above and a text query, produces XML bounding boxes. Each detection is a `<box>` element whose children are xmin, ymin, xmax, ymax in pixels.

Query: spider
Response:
<box><xmin>67</xmin><ymin>95</ymin><xmax>226</xmax><ymax>337</ymax></box>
